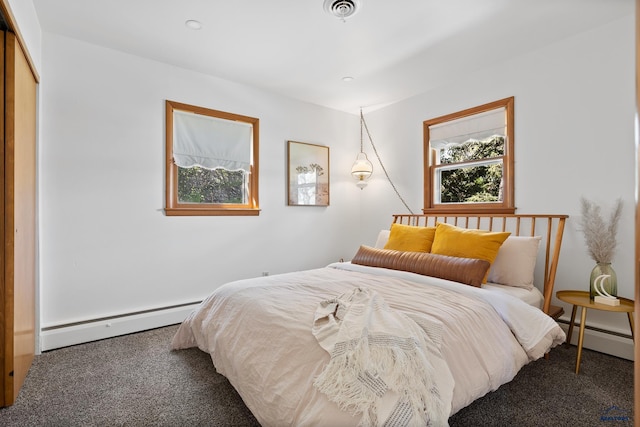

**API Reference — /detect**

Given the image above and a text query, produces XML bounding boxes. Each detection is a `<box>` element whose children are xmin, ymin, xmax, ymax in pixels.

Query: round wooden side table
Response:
<box><xmin>555</xmin><ymin>290</ymin><xmax>634</xmax><ymax>374</ymax></box>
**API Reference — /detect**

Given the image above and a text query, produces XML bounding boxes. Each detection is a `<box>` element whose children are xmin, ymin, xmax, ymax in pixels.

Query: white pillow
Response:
<box><xmin>374</xmin><ymin>229</ymin><xmax>390</xmax><ymax>249</ymax></box>
<box><xmin>487</xmin><ymin>236</ymin><xmax>541</xmax><ymax>290</ymax></box>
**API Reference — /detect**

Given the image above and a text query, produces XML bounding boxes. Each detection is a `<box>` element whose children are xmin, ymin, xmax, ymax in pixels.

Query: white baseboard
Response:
<box><xmin>557</xmin><ymin>318</ymin><xmax>634</xmax><ymax>361</ymax></box>
<box><xmin>38</xmin><ymin>305</ymin><xmax>636</xmax><ymax>361</ymax></box>
<box><xmin>39</xmin><ymin>303</ymin><xmax>201</xmax><ymax>352</ymax></box>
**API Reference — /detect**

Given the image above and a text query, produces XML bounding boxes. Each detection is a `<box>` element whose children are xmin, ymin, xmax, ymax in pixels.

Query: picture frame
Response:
<box><xmin>287</xmin><ymin>141</ymin><xmax>330</xmax><ymax>206</ymax></box>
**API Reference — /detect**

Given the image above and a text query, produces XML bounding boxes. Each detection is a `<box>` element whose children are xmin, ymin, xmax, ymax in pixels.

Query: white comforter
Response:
<box><xmin>172</xmin><ymin>262</ymin><xmax>565</xmax><ymax>427</ymax></box>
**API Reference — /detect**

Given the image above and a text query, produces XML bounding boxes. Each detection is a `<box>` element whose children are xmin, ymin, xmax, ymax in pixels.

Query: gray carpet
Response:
<box><xmin>0</xmin><ymin>325</ymin><xmax>633</xmax><ymax>426</ymax></box>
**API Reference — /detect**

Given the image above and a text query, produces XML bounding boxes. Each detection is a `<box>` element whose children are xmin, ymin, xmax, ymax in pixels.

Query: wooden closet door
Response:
<box><xmin>0</xmin><ymin>30</ymin><xmax>37</xmax><ymax>407</ymax></box>
<box><xmin>635</xmin><ymin>1</ymin><xmax>639</xmax><ymax>423</ymax></box>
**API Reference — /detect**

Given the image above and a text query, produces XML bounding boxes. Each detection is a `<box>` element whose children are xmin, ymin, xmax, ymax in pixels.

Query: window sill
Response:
<box><xmin>422</xmin><ymin>206</ymin><xmax>516</xmax><ymax>215</ymax></box>
<box><xmin>164</xmin><ymin>207</ymin><xmax>261</xmax><ymax>216</ymax></box>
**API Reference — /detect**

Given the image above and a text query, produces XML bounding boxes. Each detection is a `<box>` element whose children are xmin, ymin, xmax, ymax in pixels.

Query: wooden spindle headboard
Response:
<box><xmin>391</xmin><ymin>213</ymin><xmax>569</xmax><ymax>318</ymax></box>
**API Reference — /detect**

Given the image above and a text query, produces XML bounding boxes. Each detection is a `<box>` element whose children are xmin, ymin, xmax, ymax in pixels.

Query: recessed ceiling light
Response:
<box><xmin>342</xmin><ymin>76</ymin><xmax>354</xmax><ymax>82</ymax></box>
<box><xmin>185</xmin><ymin>20</ymin><xmax>202</xmax><ymax>30</ymax></box>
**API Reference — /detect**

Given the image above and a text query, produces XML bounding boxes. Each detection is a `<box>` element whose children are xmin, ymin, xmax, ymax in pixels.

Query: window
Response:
<box><xmin>165</xmin><ymin>100</ymin><xmax>259</xmax><ymax>216</ymax></box>
<box><xmin>423</xmin><ymin>97</ymin><xmax>514</xmax><ymax>214</ymax></box>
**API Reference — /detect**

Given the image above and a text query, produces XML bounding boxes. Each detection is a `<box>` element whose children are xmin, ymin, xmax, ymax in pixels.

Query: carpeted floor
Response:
<box><xmin>0</xmin><ymin>325</ymin><xmax>633</xmax><ymax>426</ymax></box>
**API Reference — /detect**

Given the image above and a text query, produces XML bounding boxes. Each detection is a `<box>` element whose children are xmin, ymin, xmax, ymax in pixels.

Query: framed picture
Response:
<box><xmin>287</xmin><ymin>141</ymin><xmax>330</xmax><ymax>206</ymax></box>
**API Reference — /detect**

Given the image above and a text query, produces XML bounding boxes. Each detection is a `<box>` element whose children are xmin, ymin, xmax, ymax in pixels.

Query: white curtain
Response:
<box><xmin>173</xmin><ymin>110</ymin><xmax>252</xmax><ymax>171</ymax></box>
<box><xmin>429</xmin><ymin>107</ymin><xmax>505</xmax><ymax>148</ymax></box>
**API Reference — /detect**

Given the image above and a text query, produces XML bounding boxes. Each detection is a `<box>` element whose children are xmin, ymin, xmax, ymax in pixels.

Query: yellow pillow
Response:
<box><xmin>431</xmin><ymin>222</ymin><xmax>510</xmax><ymax>283</ymax></box>
<box><xmin>383</xmin><ymin>223</ymin><xmax>436</xmax><ymax>252</ymax></box>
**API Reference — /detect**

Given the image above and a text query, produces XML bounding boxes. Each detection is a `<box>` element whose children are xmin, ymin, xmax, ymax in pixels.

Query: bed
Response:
<box><xmin>172</xmin><ymin>213</ymin><xmax>568</xmax><ymax>426</ymax></box>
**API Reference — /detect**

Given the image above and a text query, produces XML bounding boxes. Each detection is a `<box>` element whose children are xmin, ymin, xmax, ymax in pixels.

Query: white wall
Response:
<box><xmin>37</xmin><ymin>11</ymin><xmax>636</xmax><ymax>358</ymax></box>
<box><xmin>362</xmin><ymin>15</ymin><xmax>636</xmax><ymax>358</ymax></box>
<box><xmin>38</xmin><ymin>33</ymin><xmax>366</xmax><ymax>333</ymax></box>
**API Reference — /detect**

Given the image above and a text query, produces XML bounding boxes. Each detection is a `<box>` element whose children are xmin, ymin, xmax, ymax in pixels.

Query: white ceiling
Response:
<box><xmin>31</xmin><ymin>0</ymin><xmax>632</xmax><ymax>114</ymax></box>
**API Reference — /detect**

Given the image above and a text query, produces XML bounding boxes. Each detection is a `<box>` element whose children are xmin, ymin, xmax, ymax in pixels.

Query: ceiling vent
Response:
<box><xmin>323</xmin><ymin>0</ymin><xmax>361</xmax><ymax>21</ymax></box>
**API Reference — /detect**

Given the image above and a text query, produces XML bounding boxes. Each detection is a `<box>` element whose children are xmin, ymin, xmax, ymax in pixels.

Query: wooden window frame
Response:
<box><xmin>165</xmin><ymin>100</ymin><xmax>260</xmax><ymax>216</ymax></box>
<box><xmin>423</xmin><ymin>97</ymin><xmax>515</xmax><ymax>214</ymax></box>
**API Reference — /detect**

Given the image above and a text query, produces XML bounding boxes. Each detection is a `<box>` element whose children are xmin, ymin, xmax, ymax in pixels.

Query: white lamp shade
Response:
<box><xmin>351</xmin><ymin>152</ymin><xmax>373</xmax><ymax>180</ymax></box>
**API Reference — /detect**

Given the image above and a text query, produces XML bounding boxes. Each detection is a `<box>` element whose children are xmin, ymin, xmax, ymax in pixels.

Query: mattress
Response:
<box><xmin>483</xmin><ymin>282</ymin><xmax>544</xmax><ymax>308</ymax></box>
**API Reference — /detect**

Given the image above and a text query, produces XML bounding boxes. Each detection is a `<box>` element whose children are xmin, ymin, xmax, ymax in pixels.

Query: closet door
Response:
<box><xmin>0</xmin><ymin>30</ymin><xmax>37</xmax><ymax>407</ymax></box>
<box><xmin>635</xmin><ymin>0</ymin><xmax>639</xmax><ymax>421</ymax></box>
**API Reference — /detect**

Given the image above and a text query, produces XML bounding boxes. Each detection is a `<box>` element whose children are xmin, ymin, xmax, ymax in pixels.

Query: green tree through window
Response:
<box><xmin>178</xmin><ymin>167</ymin><xmax>246</xmax><ymax>204</ymax></box>
<box><xmin>439</xmin><ymin>137</ymin><xmax>504</xmax><ymax>203</ymax></box>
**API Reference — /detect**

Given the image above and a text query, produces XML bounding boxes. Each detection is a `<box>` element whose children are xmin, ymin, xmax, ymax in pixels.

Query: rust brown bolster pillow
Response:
<box><xmin>351</xmin><ymin>245</ymin><xmax>491</xmax><ymax>287</ymax></box>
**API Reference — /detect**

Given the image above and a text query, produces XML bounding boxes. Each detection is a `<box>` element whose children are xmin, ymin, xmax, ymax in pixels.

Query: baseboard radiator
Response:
<box><xmin>39</xmin><ymin>302</ymin><xmax>201</xmax><ymax>352</ymax></box>
<box><xmin>556</xmin><ymin>316</ymin><xmax>634</xmax><ymax>361</ymax></box>
<box><xmin>39</xmin><ymin>304</ymin><xmax>635</xmax><ymax>361</ymax></box>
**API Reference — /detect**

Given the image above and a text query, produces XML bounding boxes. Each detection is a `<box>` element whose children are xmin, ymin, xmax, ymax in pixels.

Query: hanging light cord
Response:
<box><xmin>360</xmin><ymin>109</ymin><xmax>415</xmax><ymax>214</ymax></box>
<box><xmin>359</xmin><ymin>110</ymin><xmax>365</xmax><ymax>152</ymax></box>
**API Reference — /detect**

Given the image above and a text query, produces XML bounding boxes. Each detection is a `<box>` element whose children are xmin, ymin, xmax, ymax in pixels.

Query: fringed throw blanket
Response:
<box><xmin>312</xmin><ymin>287</ymin><xmax>452</xmax><ymax>427</ymax></box>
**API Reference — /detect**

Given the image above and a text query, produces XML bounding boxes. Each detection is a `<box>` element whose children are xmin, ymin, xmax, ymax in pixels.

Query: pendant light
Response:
<box><xmin>350</xmin><ymin>107</ymin><xmax>415</xmax><ymax>213</ymax></box>
<box><xmin>351</xmin><ymin>109</ymin><xmax>374</xmax><ymax>189</ymax></box>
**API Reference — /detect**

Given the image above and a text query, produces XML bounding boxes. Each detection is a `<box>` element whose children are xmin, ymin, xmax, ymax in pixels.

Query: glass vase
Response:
<box><xmin>589</xmin><ymin>262</ymin><xmax>617</xmax><ymax>301</ymax></box>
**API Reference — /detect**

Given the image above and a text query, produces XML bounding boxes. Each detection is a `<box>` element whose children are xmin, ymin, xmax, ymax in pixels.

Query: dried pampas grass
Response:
<box><xmin>578</xmin><ymin>197</ymin><xmax>623</xmax><ymax>264</ymax></box>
